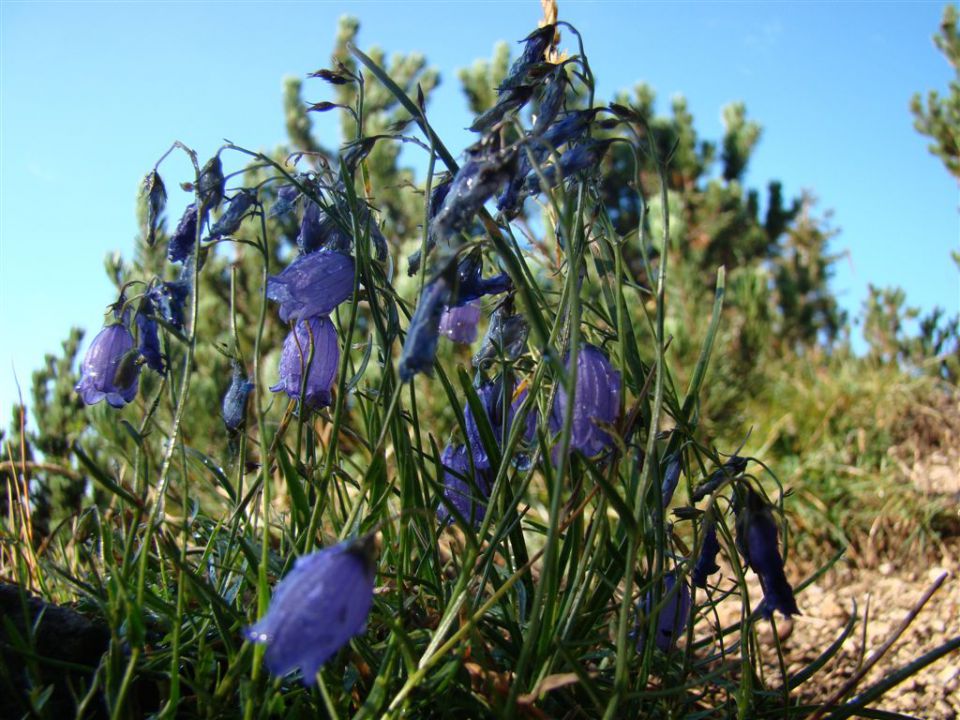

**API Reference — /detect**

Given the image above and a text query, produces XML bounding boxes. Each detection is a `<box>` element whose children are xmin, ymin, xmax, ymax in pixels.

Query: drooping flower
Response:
<box><xmin>407</xmin><ymin>175</ymin><xmax>453</xmax><ymax>276</ymax></box>
<box><xmin>522</xmin><ymin>139</ymin><xmax>613</xmax><ymax>196</ymax></box>
<box><xmin>266</xmin><ymin>250</ymin><xmax>355</xmax><ymax>322</ymax></box>
<box><xmin>208</xmin><ymin>189</ymin><xmax>256</xmax><ymax>240</ymax></box>
<box><xmin>197</xmin><ymin>155</ymin><xmax>225</xmax><ymax>209</ymax></box>
<box><xmin>141</xmin><ymin>170</ymin><xmax>166</xmax><ymax>247</ymax></box>
<box><xmin>549</xmin><ymin>344</ymin><xmax>621</xmax><ymax>458</ymax></box>
<box><xmin>692</xmin><ymin>455</ymin><xmax>749</xmax><ymax>501</ymax></box>
<box><xmin>167</xmin><ymin>203</ymin><xmax>198</xmax><ymax>264</ymax></box>
<box><xmin>453</xmin><ymin>252</ymin><xmax>511</xmax><ymax>306</ymax></box>
<box><xmin>398</xmin><ymin>276</ymin><xmax>452</xmax><ymax>382</ymax></box>
<box><xmin>271</xmin><ymin>316</ymin><xmax>340</xmax><ymax>409</ymax></box>
<box><xmin>75</xmin><ymin>323</ymin><xmax>140</xmax><ymax>408</ymax></box>
<box><xmin>693</xmin><ymin>520</ymin><xmax>722</xmax><ymax>589</ymax></box>
<box><xmin>222</xmin><ymin>361</ymin><xmax>255</xmax><ymax>431</ymax></box>
<box><xmin>245</xmin><ymin>536</ymin><xmax>376</xmax><ymax>684</ymax></box>
<box><xmin>541</xmin><ymin>108</ymin><xmax>601</xmax><ymax>147</ymax></box>
<box><xmin>473</xmin><ymin>303</ymin><xmax>529</xmax><ymax>367</ymax></box>
<box><xmin>430</xmin><ymin>146</ymin><xmax>517</xmax><ymax>242</ymax></box>
<box><xmin>499</xmin><ymin>24</ymin><xmax>556</xmax><ymax>92</ymax></box>
<box><xmin>469</xmin><ymin>85</ymin><xmax>535</xmax><ymax>133</ymax></box>
<box><xmin>531</xmin><ymin>65</ymin><xmax>568</xmax><ymax>135</ymax></box>
<box><xmin>734</xmin><ymin>487</ymin><xmax>800</xmax><ymax>618</ymax></box>
<box><xmin>436</xmin><ymin>443</ymin><xmax>492</xmax><ymax>527</ymax></box>
<box><xmin>135</xmin><ymin>300</ymin><xmax>164</xmax><ymax>374</ymax></box>
<box><xmin>464</xmin><ymin>378</ymin><xmax>538</xmax><ymax>471</ymax></box>
<box><xmin>439</xmin><ymin>302</ymin><xmax>481</xmax><ymax>344</ymax></box>
<box><xmin>270</xmin><ymin>184</ymin><xmax>300</xmax><ymax>218</ymax></box>
<box><xmin>147</xmin><ymin>280</ymin><xmax>190</xmax><ymax>332</ymax></box>
<box><xmin>660</xmin><ymin>455</ymin><xmax>682</xmax><ymax>508</ymax></box>
<box><xmin>637</xmin><ymin>572</ymin><xmax>692</xmax><ymax>654</ymax></box>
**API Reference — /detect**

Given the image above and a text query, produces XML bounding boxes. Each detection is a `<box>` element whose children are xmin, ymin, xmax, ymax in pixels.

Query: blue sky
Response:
<box><xmin>1</xmin><ymin>1</ymin><xmax>957</xmax><ymax>416</ymax></box>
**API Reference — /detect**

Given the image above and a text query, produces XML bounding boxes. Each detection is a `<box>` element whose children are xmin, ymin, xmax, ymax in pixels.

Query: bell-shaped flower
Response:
<box><xmin>135</xmin><ymin>300</ymin><xmax>164</xmax><ymax>374</ymax></box>
<box><xmin>167</xmin><ymin>203</ymin><xmax>198</xmax><ymax>264</ymax></box>
<box><xmin>407</xmin><ymin>175</ymin><xmax>453</xmax><ymax>276</ymax></box>
<box><xmin>222</xmin><ymin>361</ymin><xmax>255</xmax><ymax>431</ymax></box>
<box><xmin>541</xmin><ymin>108</ymin><xmax>601</xmax><ymax>147</ymax></box>
<box><xmin>431</xmin><ymin>147</ymin><xmax>517</xmax><ymax>242</ymax></box>
<box><xmin>660</xmin><ymin>455</ymin><xmax>682</xmax><ymax>508</ymax></box>
<box><xmin>693</xmin><ymin>520</ymin><xmax>722</xmax><ymax>589</ymax></box>
<box><xmin>208</xmin><ymin>189</ymin><xmax>256</xmax><ymax>240</ymax></box>
<box><xmin>637</xmin><ymin>572</ymin><xmax>691</xmax><ymax>654</ymax></box>
<box><xmin>469</xmin><ymin>85</ymin><xmax>534</xmax><ymax>133</ymax></box>
<box><xmin>271</xmin><ymin>316</ymin><xmax>339</xmax><ymax>409</ymax></box>
<box><xmin>75</xmin><ymin>323</ymin><xmax>140</xmax><ymax>408</ymax></box>
<box><xmin>266</xmin><ymin>250</ymin><xmax>355</xmax><ymax>323</ymax></box>
<box><xmin>147</xmin><ymin>280</ymin><xmax>190</xmax><ymax>332</ymax></box>
<box><xmin>464</xmin><ymin>378</ymin><xmax>538</xmax><ymax>472</ymax></box>
<box><xmin>692</xmin><ymin>455</ymin><xmax>749</xmax><ymax>501</ymax></box>
<box><xmin>734</xmin><ymin>487</ymin><xmax>800</xmax><ymax>618</ymax></box>
<box><xmin>141</xmin><ymin>170</ymin><xmax>166</xmax><ymax>247</ymax></box>
<box><xmin>398</xmin><ymin>276</ymin><xmax>452</xmax><ymax>382</ymax></box>
<box><xmin>439</xmin><ymin>302</ymin><xmax>481</xmax><ymax>344</ymax></box>
<box><xmin>436</xmin><ymin>443</ymin><xmax>492</xmax><ymax>528</ymax></box>
<box><xmin>197</xmin><ymin>155</ymin><xmax>225</xmax><ymax>209</ymax></box>
<box><xmin>453</xmin><ymin>253</ymin><xmax>511</xmax><ymax>305</ymax></box>
<box><xmin>499</xmin><ymin>24</ymin><xmax>555</xmax><ymax>92</ymax></box>
<box><xmin>531</xmin><ymin>65</ymin><xmax>568</xmax><ymax>135</ymax></box>
<box><xmin>549</xmin><ymin>344</ymin><xmax>621</xmax><ymax>458</ymax></box>
<box><xmin>473</xmin><ymin>304</ymin><xmax>529</xmax><ymax>367</ymax></box>
<box><xmin>270</xmin><ymin>184</ymin><xmax>300</xmax><ymax>218</ymax></box>
<box><xmin>245</xmin><ymin>536</ymin><xmax>376</xmax><ymax>684</ymax></box>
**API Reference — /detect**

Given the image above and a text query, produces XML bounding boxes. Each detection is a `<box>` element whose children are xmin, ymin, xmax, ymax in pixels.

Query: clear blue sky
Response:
<box><xmin>1</xmin><ymin>1</ymin><xmax>957</xmax><ymax>416</ymax></box>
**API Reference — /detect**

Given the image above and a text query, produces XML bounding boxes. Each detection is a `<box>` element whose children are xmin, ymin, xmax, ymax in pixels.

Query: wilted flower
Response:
<box><xmin>660</xmin><ymin>455</ymin><xmax>682</xmax><ymax>508</ymax></box>
<box><xmin>271</xmin><ymin>316</ymin><xmax>340</xmax><ymax>409</ymax></box>
<box><xmin>245</xmin><ymin>536</ymin><xmax>376</xmax><ymax>684</ymax></box>
<box><xmin>522</xmin><ymin>139</ymin><xmax>613</xmax><ymax>196</ymax></box>
<box><xmin>692</xmin><ymin>455</ymin><xmax>749</xmax><ymax>501</ymax></box>
<box><xmin>208</xmin><ymin>189</ymin><xmax>256</xmax><ymax>240</ymax></box>
<box><xmin>431</xmin><ymin>147</ymin><xmax>517</xmax><ymax>241</ymax></box>
<box><xmin>473</xmin><ymin>303</ymin><xmax>529</xmax><ymax>366</ymax></box>
<box><xmin>135</xmin><ymin>300</ymin><xmax>164</xmax><ymax>374</ymax></box>
<box><xmin>541</xmin><ymin>108</ymin><xmax>601</xmax><ymax>147</ymax></box>
<box><xmin>141</xmin><ymin>170</ymin><xmax>166</xmax><ymax>247</ymax></box>
<box><xmin>464</xmin><ymin>378</ymin><xmax>538</xmax><ymax>472</ymax></box>
<box><xmin>266</xmin><ymin>250</ymin><xmax>355</xmax><ymax>322</ymax></box>
<box><xmin>549</xmin><ymin>344</ymin><xmax>621</xmax><ymax>458</ymax></box>
<box><xmin>439</xmin><ymin>302</ymin><xmax>481</xmax><ymax>344</ymax></box>
<box><xmin>453</xmin><ymin>252</ymin><xmax>511</xmax><ymax>305</ymax></box>
<box><xmin>436</xmin><ymin>443</ymin><xmax>491</xmax><ymax>527</ymax></box>
<box><xmin>222</xmin><ymin>361</ymin><xmax>254</xmax><ymax>431</ymax></box>
<box><xmin>638</xmin><ymin>572</ymin><xmax>691</xmax><ymax>653</ymax></box>
<box><xmin>693</xmin><ymin>520</ymin><xmax>722</xmax><ymax>589</ymax></box>
<box><xmin>270</xmin><ymin>184</ymin><xmax>300</xmax><ymax>218</ymax></box>
<box><xmin>147</xmin><ymin>280</ymin><xmax>190</xmax><ymax>332</ymax></box>
<box><xmin>735</xmin><ymin>487</ymin><xmax>800</xmax><ymax>618</ymax></box>
<box><xmin>407</xmin><ymin>176</ymin><xmax>454</xmax><ymax>275</ymax></box>
<box><xmin>168</xmin><ymin>203</ymin><xmax>198</xmax><ymax>264</ymax></box>
<box><xmin>197</xmin><ymin>155</ymin><xmax>225</xmax><ymax>209</ymax></box>
<box><xmin>75</xmin><ymin>323</ymin><xmax>140</xmax><ymax>408</ymax></box>
<box><xmin>469</xmin><ymin>85</ymin><xmax>534</xmax><ymax>133</ymax></box>
<box><xmin>531</xmin><ymin>65</ymin><xmax>568</xmax><ymax>135</ymax></box>
<box><xmin>398</xmin><ymin>276</ymin><xmax>451</xmax><ymax>382</ymax></box>
<box><xmin>499</xmin><ymin>24</ymin><xmax>556</xmax><ymax>92</ymax></box>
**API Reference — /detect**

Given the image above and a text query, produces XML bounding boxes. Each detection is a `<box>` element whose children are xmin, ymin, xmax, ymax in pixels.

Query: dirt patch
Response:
<box><xmin>706</xmin><ymin>541</ymin><xmax>960</xmax><ymax>718</ymax></box>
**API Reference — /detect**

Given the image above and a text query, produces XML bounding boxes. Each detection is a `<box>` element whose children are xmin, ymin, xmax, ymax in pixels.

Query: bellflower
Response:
<box><xmin>549</xmin><ymin>344</ymin><xmax>621</xmax><ymax>458</ymax></box>
<box><xmin>499</xmin><ymin>24</ymin><xmax>555</xmax><ymax>92</ymax></box>
<box><xmin>439</xmin><ymin>302</ymin><xmax>481</xmax><ymax>344</ymax></box>
<box><xmin>436</xmin><ymin>443</ymin><xmax>491</xmax><ymax>528</ymax></box>
<box><xmin>270</xmin><ymin>184</ymin><xmax>299</xmax><ymax>218</ymax></box>
<box><xmin>735</xmin><ymin>487</ymin><xmax>800</xmax><ymax>618</ymax></box>
<box><xmin>222</xmin><ymin>361</ymin><xmax>255</xmax><ymax>431</ymax></box>
<box><xmin>245</xmin><ymin>537</ymin><xmax>376</xmax><ymax>684</ymax></box>
<box><xmin>522</xmin><ymin>139</ymin><xmax>612</xmax><ymax>196</ymax></box>
<box><xmin>147</xmin><ymin>280</ymin><xmax>190</xmax><ymax>332</ymax></box>
<box><xmin>453</xmin><ymin>253</ymin><xmax>512</xmax><ymax>306</ymax></box>
<box><xmin>473</xmin><ymin>304</ymin><xmax>529</xmax><ymax>367</ymax></box>
<box><xmin>198</xmin><ymin>155</ymin><xmax>225</xmax><ymax>209</ymax></box>
<box><xmin>266</xmin><ymin>250</ymin><xmax>355</xmax><ymax>322</ymax></box>
<box><xmin>531</xmin><ymin>66</ymin><xmax>568</xmax><ymax>135</ymax></box>
<box><xmin>142</xmin><ymin>170</ymin><xmax>166</xmax><ymax>247</ymax></box>
<box><xmin>398</xmin><ymin>276</ymin><xmax>453</xmax><ymax>382</ymax></box>
<box><xmin>692</xmin><ymin>455</ymin><xmax>749</xmax><ymax>502</ymax></box>
<box><xmin>693</xmin><ymin>521</ymin><xmax>722</xmax><ymax>589</ymax></box>
<box><xmin>638</xmin><ymin>572</ymin><xmax>692</xmax><ymax>654</ymax></box>
<box><xmin>135</xmin><ymin>301</ymin><xmax>164</xmax><ymax>374</ymax></box>
<box><xmin>168</xmin><ymin>203</ymin><xmax>198</xmax><ymax>264</ymax></box>
<box><xmin>541</xmin><ymin>108</ymin><xmax>602</xmax><ymax>147</ymax></box>
<box><xmin>431</xmin><ymin>147</ymin><xmax>517</xmax><ymax>242</ymax></box>
<box><xmin>208</xmin><ymin>189</ymin><xmax>256</xmax><ymax>240</ymax></box>
<box><xmin>660</xmin><ymin>455</ymin><xmax>682</xmax><ymax>508</ymax></box>
<box><xmin>464</xmin><ymin>379</ymin><xmax>537</xmax><ymax>471</ymax></box>
<box><xmin>75</xmin><ymin>323</ymin><xmax>140</xmax><ymax>408</ymax></box>
<box><xmin>271</xmin><ymin>316</ymin><xmax>340</xmax><ymax>409</ymax></box>
<box><xmin>469</xmin><ymin>85</ymin><xmax>535</xmax><ymax>133</ymax></box>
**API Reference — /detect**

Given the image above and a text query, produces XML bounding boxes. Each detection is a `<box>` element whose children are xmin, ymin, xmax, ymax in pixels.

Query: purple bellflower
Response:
<box><xmin>453</xmin><ymin>253</ymin><xmax>512</xmax><ymax>306</ymax></box>
<box><xmin>464</xmin><ymin>379</ymin><xmax>538</xmax><ymax>471</ymax></box>
<box><xmin>692</xmin><ymin>455</ymin><xmax>749</xmax><ymax>502</ymax></box>
<box><xmin>469</xmin><ymin>85</ymin><xmax>535</xmax><ymax>133</ymax></box>
<box><xmin>76</xmin><ymin>323</ymin><xmax>140</xmax><ymax>408</ymax></box>
<box><xmin>473</xmin><ymin>303</ymin><xmax>529</xmax><ymax>367</ymax></box>
<box><xmin>541</xmin><ymin>108</ymin><xmax>602</xmax><ymax>147</ymax></box>
<box><xmin>208</xmin><ymin>189</ymin><xmax>256</xmax><ymax>240</ymax></box>
<box><xmin>142</xmin><ymin>170</ymin><xmax>166</xmax><ymax>247</ymax></box>
<box><xmin>270</xmin><ymin>184</ymin><xmax>300</xmax><ymax>218</ymax></box>
<box><xmin>197</xmin><ymin>155</ymin><xmax>225</xmax><ymax>209</ymax></box>
<box><xmin>522</xmin><ymin>139</ymin><xmax>613</xmax><ymax>196</ymax></box>
<box><xmin>693</xmin><ymin>521</ymin><xmax>722</xmax><ymax>589</ymax></box>
<box><xmin>147</xmin><ymin>280</ymin><xmax>189</xmax><ymax>332</ymax></box>
<box><xmin>222</xmin><ymin>361</ymin><xmax>255</xmax><ymax>431</ymax></box>
<box><xmin>638</xmin><ymin>572</ymin><xmax>692</xmax><ymax>654</ymax></box>
<box><xmin>549</xmin><ymin>344</ymin><xmax>621</xmax><ymax>458</ymax></box>
<box><xmin>735</xmin><ymin>487</ymin><xmax>800</xmax><ymax>618</ymax></box>
<box><xmin>168</xmin><ymin>203</ymin><xmax>198</xmax><ymax>264</ymax></box>
<box><xmin>439</xmin><ymin>302</ymin><xmax>481</xmax><ymax>344</ymax></box>
<box><xmin>660</xmin><ymin>455</ymin><xmax>682</xmax><ymax>509</ymax></box>
<box><xmin>436</xmin><ymin>443</ymin><xmax>492</xmax><ymax>527</ymax></box>
<box><xmin>135</xmin><ymin>300</ymin><xmax>164</xmax><ymax>374</ymax></box>
<box><xmin>499</xmin><ymin>24</ymin><xmax>555</xmax><ymax>92</ymax></box>
<box><xmin>431</xmin><ymin>147</ymin><xmax>517</xmax><ymax>242</ymax></box>
<box><xmin>266</xmin><ymin>250</ymin><xmax>355</xmax><ymax>322</ymax></box>
<box><xmin>531</xmin><ymin>66</ymin><xmax>568</xmax><ymax>135</ymax></box>
<box><xmin>245</xmin><ymin>537</ymin><xmax>376</xmax><ymax>684</ymax></box>
<box><xmin>271</xmin><ymin>316</ymin><xmax>340</xmax><ymax>409</ymax></box>
<box><xmin>398</xmin><ymin>276</ymin><xmax>452</xmax><ymax>382</ymax></box>
<box><xmin>408</xmin><ymin>175</ymin><xmax>455</xmax><ymax>275</ymax></box>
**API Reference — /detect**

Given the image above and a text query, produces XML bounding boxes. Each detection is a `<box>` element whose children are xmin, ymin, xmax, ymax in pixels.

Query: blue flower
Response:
<box><xmin>75</xmin><ymin>323</ymin><xmax>140</xmax><ymax>408</ymax></box>
<box><xmin>297</xmin><ymin>201</ymin><xmax>353</xmax><ymax>255</ymax></box>
<box><xmin>735</xmin><ymin>487</ymin><xmax>800</xmax><ymax>618</ymax></box>
<box><xmin>469</xmin><ymin>85</ymin><xmax>534</xmax><ymax>133</ymax></box>
<box><xmin>499</xmin><ymin>24</ymin><xmax>555</xmax><ymax>92</ymax></box>
<box><xmin>549</xmin><ymin>344</ymin><xmax>621</xmax><ymax>458</ymax></box>
<box><xmin>208</xmin><ymin>189</ymin><xmax>256</xmax><ymax>240</ymax></box>
<box><xmin>464</xmin><ymin>378</ymin><xmax>538</xmax><ymax>472</ymax></box>
<box><xmin>222</xmin><ymin>361</ymin><xmax>254</xmax><ymax>431</ymax></box>
<box><xmin>147</xmin><ymin>281</ymin><xmax>190</xmax><ymax>332</ymax></box>
<box><xmin>436</xmin><ymin>443</ymin><xmax>492</xmax><ymax>527</ymax></box>
<box><xmin>541</xmin><ymin>108</ymin><xmax>601</xmax><ymax>147</ymax></box>
<box><xmin>142</xmin><ymin>170</ymin><xmax>166</xmax><ymax>247</ymax></box>
<box><xmin>439</xmin><ymin>302</ymin><xmax>481</xmax><ymax>344</ymax></box>
<box><xmin>270</xmin><ymin>184</ymin><xmax>300</xmax><ymax>218</ymax></box>
<box><xmin>135</xmin><ymin>300</ymin><xmax>164</xmax><ymax>374</ymax></box>
<box><xmin>660</xmin><ymin>455</ymin><xmax>682</xmax><ymax>508</ymax></box>
<box><xmin>245</xmin><ymin>537</ymin><xmax>376</xmax><ymax>684</ymax></box>
<box><xmin>453</xmin><ymin>253</ymin><xmax>511</xmax><ymax>306</ymax></box>
<box><xmin>398</xmin><ymin>276</ymin><xmax>452</xmax><ymax>382</ymax></box>
<box><xmin>692</xmin><ymin>455</ymin><xmax>749</xmax><ymax>501</ymax></box>
<box><xmin>531</xmin><ymin>66</ymin><xmax>568</xmax><ymax>135</ymax></box>
<box><xmin>168</xmin><ymin>203</ymin><xmax>198</xmax><ymax>264</ymax></box>
<box><xmin>271</xmin><ymin>316</ymin><xmax>340</xmax><ymax>409</ymax></box>
<box><xmin>522</xmin><ymin>140</ymin><xmax>612</xmax><ymax>196</ymax></box>
<box><xmin>693</xmin><ymin>521</ymin><xmax>722</xmax><ymax>589</ymax></box>
<box><xmin>473</xmin><ymin>304</ymin><xmax>529</xmax><ymax>367</ymax></box>
<box><xmin>638</xmin><ymin>572</ymin><xmax>691</xmax><ymax>654</ymax></box>
<box><xmin>431</xmin><ymin>147</ymin><xmax>517</xmax><ymax>242</ymax></box>
<box><xmin>407</xmin><ymin>175</ymin><xmax>454</xmax><ymax>276</ymax></box>
<box><xmin>266</xmin><ymin>250</ymin><xmax>355</xmax><ymax>323</ymax></box>
<box><xmin>198</xmin><ymin>155</ymin><xmax>224</xmax><ymax>209</ymax></box>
